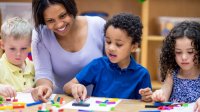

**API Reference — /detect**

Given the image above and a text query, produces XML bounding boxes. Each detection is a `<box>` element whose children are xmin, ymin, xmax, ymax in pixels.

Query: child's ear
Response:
<box><xmin>0</xmin><ymin>39</ymin><xmax>5</xmax><ymax>49</ymax></box>
<box><xmin>131</xmin><ymin>43</ymin><xmax>139</xmax><ymax>52</ymax></box>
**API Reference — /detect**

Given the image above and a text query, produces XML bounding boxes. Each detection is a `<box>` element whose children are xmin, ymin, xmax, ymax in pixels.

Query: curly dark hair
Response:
<box><xmin>160</xmin><ymin>21</ymin><xmax>200</xmax><ymax>82</ymax></box>
<box><xmin>104</xmin><ymin>13</ymin><xmax>143</xmax><ymax>44</ymax></box>
<box><xmin>32</xmin><ymin>0</ymin><xmax>77</xmax><ymax>29</ymax></box>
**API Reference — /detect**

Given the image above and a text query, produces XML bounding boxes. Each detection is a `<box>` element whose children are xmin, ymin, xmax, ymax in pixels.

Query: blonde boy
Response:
<box><xmin>0</xmin><ymin>17</ymin><xmax>34</xmax><ymax>97</ymax></box>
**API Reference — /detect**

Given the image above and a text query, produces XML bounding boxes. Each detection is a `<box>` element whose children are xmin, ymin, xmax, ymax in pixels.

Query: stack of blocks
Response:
<box><xmin>0</xmin><ymin>96</ymin><xmax>25</xmax><ymax>110</ymax></box>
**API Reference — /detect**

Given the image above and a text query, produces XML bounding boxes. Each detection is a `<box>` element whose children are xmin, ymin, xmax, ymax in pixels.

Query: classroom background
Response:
<box><xmin>0</xmin><ymin>0</ymin><xmax>200</xmax><ymax>91</ymax></box>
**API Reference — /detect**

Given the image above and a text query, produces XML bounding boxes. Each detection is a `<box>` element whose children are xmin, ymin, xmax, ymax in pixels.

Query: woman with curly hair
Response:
<box><xmin>63</xmin><ymin>13</ymin><xmax>152</xmax><ymax>102</ymax></box>
<box><xmin>152</xmin><ymin>21</ymin><xmax>200</xmax><ymax>111</ymax></box>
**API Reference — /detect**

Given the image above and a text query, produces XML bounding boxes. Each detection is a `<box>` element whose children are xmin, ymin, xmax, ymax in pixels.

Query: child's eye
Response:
<box><xmin>175</xmin><ymin>52</ymin><xmax>181</xmax><ymax>54</ymax></box>
<box><xmin>106</xmin><ymin>40</ymin><xmax>111</xmax><ymax>44</ymax></box>
<box><xmin>116</xmin><ymin>43</ymin><xmax>123</xmax><ymax>47</ymax></box>
<box><xmin>188</xmin><ymin>51</ymin><xmax>194</xmax><ymax>54</ymax></box>
<box><xmin>10</xmin><ymin>48</ymin><xmax>15</xmax><ymax>51</ymax></box>
<box><xmin>21</xmin><ymin>48</ymin><xmax>27</xmax><ymax>50</ymax></box>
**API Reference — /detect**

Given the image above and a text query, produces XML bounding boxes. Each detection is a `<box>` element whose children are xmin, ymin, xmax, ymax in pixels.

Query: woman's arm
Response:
<box><xmin>31</xmin><ymin>29</ymin><xmax>54</xmax><ymax>102</ymax></box>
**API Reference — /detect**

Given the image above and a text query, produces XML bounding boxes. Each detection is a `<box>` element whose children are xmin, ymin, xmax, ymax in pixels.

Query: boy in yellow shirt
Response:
<box><xmin>0</xmin><ymin>17</ymin><xmax>35</xmax><ymax>97</ymax></box>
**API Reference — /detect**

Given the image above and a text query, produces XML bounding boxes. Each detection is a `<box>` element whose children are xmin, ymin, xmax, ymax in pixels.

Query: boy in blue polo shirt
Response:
<box><xmin>63</xmin><ymin>13</ymin><xmax>152</xmax><ymax>102</ymax></box>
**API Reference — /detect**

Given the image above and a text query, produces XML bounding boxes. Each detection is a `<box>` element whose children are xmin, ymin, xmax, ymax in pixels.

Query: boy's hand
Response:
<box><xmin>194</xmin><ymin>98</ymin><xmax>200</xmax><ymax>112</ymax></box>
<box><xmin>31</xmin><ymin>85</ymin><xmax>52</xmax><ymax>103</ymax></box>
<box><xmin>151</xmin><ymin>89</ymin><xmax>166</xmax><ymax>102</ymax></box>
<box><xmin>0</xmin><ymin>85</ymin><xmax>16</xmax><ymax>97</ymax></box>
<box><xmin>71</xmin><ymin>84</ymin><xmax>87</xmax><ymax>102</ymax></box>
<box><xmin>139</xmin><ymin>87</ymin><xmax>153</xmax><ymax>102</ymax></box>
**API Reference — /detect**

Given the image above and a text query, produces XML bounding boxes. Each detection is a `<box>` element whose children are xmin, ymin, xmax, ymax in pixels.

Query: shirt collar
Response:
<box><xmin>107</xmin><ymin>56</ymin><xmax>138</xmax><ymax>71</ymax></box>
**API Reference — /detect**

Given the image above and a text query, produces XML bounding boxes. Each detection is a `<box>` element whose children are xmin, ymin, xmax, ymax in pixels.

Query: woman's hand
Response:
<box><xmin>31</xmin><ymin>85</ymin><xmax>52</xmax><ymax>103</ymax></box>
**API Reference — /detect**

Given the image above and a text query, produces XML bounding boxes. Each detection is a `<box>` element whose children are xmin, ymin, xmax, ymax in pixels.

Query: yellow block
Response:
<box><xmin>4</xmin><ymin>105</ymin><xmax>13</xmax><ymax>110</ymax></box>
<box><xmin>12</xmin><ymin>102</ymin><xmax>26</xmax><ymax>106</ymax></box>
<box><xmin>0</xmin><ymin>106</ymin><xmax>6</xmax><ymax>110</ymax></box>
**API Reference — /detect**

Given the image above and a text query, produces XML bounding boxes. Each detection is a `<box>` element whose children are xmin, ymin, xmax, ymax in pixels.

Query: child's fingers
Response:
<box><xmin>5</xmin><ymin>87</ymin><xmax>16</xmax><ymax>98</ymax></box>
<box><xmin>144</xmin><ymin>87</ymin><xmax>151</xmax><ymax>91</ymax></box>
<box><xmin>154</xmin><ymin>94</ymin><xmax>165</xmax><ymax>102</ymax></box>
<box><xmin>142</xmin><ymin>88</ymin><xmax>151</xmax><ymax>92</ymax></box>
<box><xmin>139</xmin><ymin>88</ymin><xmax>152</xmax><ymax>96</ymax></box>
<box><xmin>141</xmin><ymin>94</ymin><xmax>152</xmax><ymax>102</ymax></box>
<box><xmin>143</xmin><ymin>91</ymin><xmax>153</xmax><ymax>96</ymax></box>
<box><xmin>152</xmin><ymin>90</ymin><xmax>163</xmax><ymax>101</ymax></box>
<box><xmin>194</xmin><ymin>103</ymin><xmax>198</xmax><ymax>112</ymax></box>
<box><xmin>152</xmin><ymin>93</ymin><xmax>160</xmax><ymax>101</ymax></box>
<box><xmin>81</xmin><ymin>87</ymin><xmax>87</xmax><ymax>100</ymax></box>
<box><xmin>145</xmin><ymin>95</ymin><xmax>152</xmax><ymax>99</ymax></box>
<box><xmin>77</xmin><ymin>85</ymin><xmax>87</xmax><ymax>100</ymax></box>
<box><xmin>139</xmin><ymin>89</ymin><xmax>144</xmax><ymax>94</ymax></box>
<box><xmin>139</xmin><ymin>88</ymin><xmax>149</xmax><ymax>93</ymax></box>
<box><xmin>0</xmin><ymin>90</ymin><xmax>8</xmax><ymax>97</ymax></box>
<box><xmin>72</xmin><ymin>85</ymin><xmax>80</xmax><ymax>101</ymax></box>
<box><xmin>194</xmin><ymin>101</ymin><xmax>200</xmax><ymax>112</ymax></box>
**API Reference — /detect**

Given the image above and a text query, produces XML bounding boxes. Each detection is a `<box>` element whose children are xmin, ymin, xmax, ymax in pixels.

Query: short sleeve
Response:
<box><xmin>76</xmin><ymin>59</ymin><xmax>100</xmax><ymax>86</ymax></box>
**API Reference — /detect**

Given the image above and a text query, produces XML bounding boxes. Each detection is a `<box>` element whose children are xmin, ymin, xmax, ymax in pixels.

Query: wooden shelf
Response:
<box><xmin>148</xmin><ymin>35</ymin><xmax>164</xmax><ymax>41</ymax></box>
<box><xmin>151</xmin><ymin>80</ymin><xmax>162</xmax><ymax>91</ymax></box>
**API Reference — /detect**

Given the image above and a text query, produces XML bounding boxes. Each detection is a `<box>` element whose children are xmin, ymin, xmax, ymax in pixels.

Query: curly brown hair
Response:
<box><xmin>104</xmin><ymin>13</ymin><xmax>143</xmax><ymax>45</ymax></box>
<box><xmin>160</xmin><ymin>21</ymin><xmax>200</xmax><ymax>82</ymax></box>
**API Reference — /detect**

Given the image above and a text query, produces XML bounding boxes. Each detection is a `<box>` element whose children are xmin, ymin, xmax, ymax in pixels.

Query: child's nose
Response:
<box><xmin>109</xmin><ymin>44</ymin><xmax>116</xmax><ymax>51</ymax></box>
<box><xmin>182</xmin><ymin>54</ymin><xmax>187</xmax><ymax>60</ymax></box>
<box><xmin>16</xmin><ymin>51</ymin><xmax>21</xmax><ymax>56</ymax></box>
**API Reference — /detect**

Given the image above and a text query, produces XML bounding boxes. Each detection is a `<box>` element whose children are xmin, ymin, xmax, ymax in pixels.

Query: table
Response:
<box><xmin>20</xmin><ymin>94</ymin><xmax>157</xmax><ymax>112</ymax></box>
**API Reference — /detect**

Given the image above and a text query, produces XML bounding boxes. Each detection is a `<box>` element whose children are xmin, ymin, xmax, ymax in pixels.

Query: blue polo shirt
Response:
<box><xmin>76</xmin><ymin>56</ymin><xmax>151</xmax><ymax>99</ymax></box>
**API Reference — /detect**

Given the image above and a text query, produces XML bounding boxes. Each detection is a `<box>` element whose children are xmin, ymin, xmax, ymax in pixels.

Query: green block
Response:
<box><xmin>182</xmin><ymin>103</ymin><xmax>188</xmax><ymax>107</ymax></box>
<box><xmin>99</xmin><ymin>103</ymin><xmax>107</xmax><ymax>107</ymax></box>
<box><xmin>0</xmin><ymin>96</ymin><xmax>4</xmax><ymax>101</ymax></box>
<box><xmin>38</xmin><ymin>110</ymin><xmax>50</xmax><ymax>112</ymax></box>
<box><xmin>52</xmin><ymin>103</ymin><xmax>60</xmax><ymax>108</ymax></box>
<box><xmin>110</xmin><ymin>107</ymin><xmax>115</xmax><ymax>111</ymax></box>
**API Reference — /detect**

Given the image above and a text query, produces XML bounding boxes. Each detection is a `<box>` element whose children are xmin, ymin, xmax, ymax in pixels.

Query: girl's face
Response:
<box><xmin>105</xmin><ymin>26</ymin><xmax>137</xmax><ymax>69</ymax></box>
<box><xmin>175</xmin><ymin>37</ymin><xmax>197</xmax><ymax>71</ymax></box>
<box><xmin>43</xmin><ymin>4</ymin><xmax>74</xmax><ymax>37</ymax></box>
<box><xmin>1</xmin><ymin>37</ymin><xmax>31</xmax><ymax>68</ymax></box>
